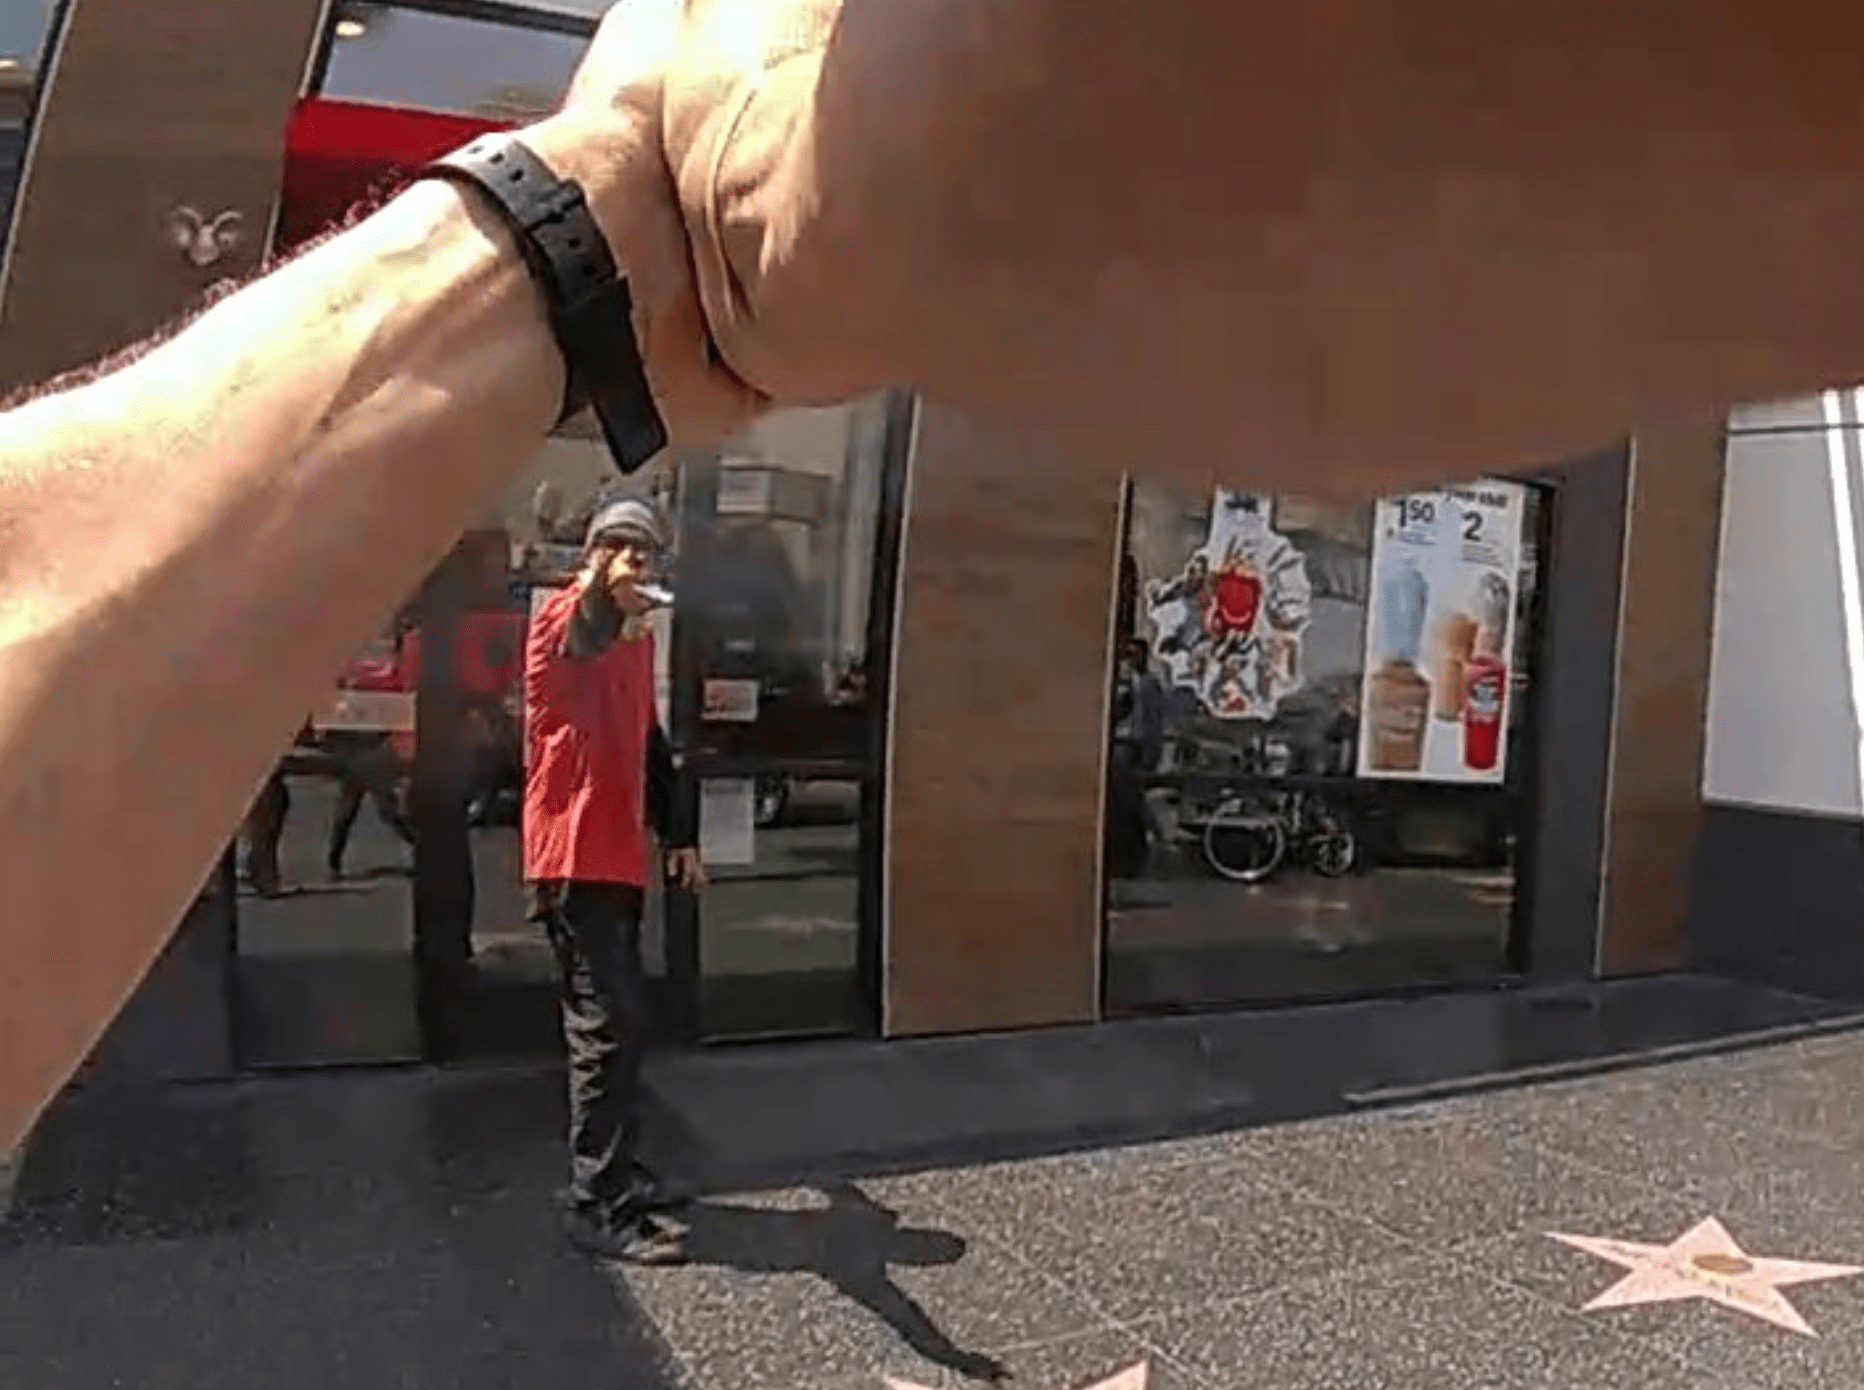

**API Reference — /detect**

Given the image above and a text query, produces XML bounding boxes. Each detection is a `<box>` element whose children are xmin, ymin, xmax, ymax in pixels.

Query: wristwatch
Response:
<box><xmin>418</xmin><ymin>133</ymin><xmax>668</xmax><ymax>473</ymax></box>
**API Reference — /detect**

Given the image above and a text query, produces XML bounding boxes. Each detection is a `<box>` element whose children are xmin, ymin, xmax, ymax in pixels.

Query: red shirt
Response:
<box><xmin>397</xmin><ymin>611</ymin><xmax>524</xmax><ymax>701</ymax></box>
<box><xmin>522</xmin><ymin>586</ymin><xmax>657</xmax><ymax>886</ymax></box>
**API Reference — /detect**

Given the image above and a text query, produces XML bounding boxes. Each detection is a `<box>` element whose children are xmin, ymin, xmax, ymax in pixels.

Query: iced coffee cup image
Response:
<box><xmin>1472</xmin><ymin>571</ymin><xmax>1513</xmax><ymax>658</ymax></box>
<box><xmin>1365</xmin><ymin>559</ymin><xmax>1432</xmax><ymax>773</ymax></box>
<box><xmin>1429</xmin><ymin>608</ymin><xmax>1480</xmax><ymax>721</ymax></box>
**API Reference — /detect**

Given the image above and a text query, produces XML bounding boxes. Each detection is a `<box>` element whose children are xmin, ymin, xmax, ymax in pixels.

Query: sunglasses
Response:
<box><xmin>591</xmin><ymin>532</ymin><xmax>674</xmax><ymax>604</ymax></box>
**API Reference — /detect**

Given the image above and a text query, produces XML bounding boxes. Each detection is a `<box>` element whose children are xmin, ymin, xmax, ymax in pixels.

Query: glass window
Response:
<box><xmin>674</xmin><ymin>399</ymin><xmax>902</xmax><ymax>1039</ymax></box>
<box><xmin>319</xmin><ymin>1</ymin><xmax>589</xmax><ymax>120</ymax></box>
<box><xmin>231</xmin><ymin>432</ymin><xmax>676</xmax><ymax>1067</ymax></box>
<box><xmin>680</xmin><ymin>402</ymin><xmax>894</xmax><ymax>767</ymax></box>
<box><xmin>0</xmin><ymin>0</ymin><xmax>59</xmax><ymax>92</ymax></box>
<box><xmin>459</xmin><ymin>433</ymin><xmax>677</xmax><ymax>1058</ymax></box>
<box><xmin>458</xmin><ymin>397</ymin><xmax>902</xmax><ymax>1047</ymax></box>
<box><xmin>279</xmin><ymin>4</ymin><xmax>594</xmax><ymax>253</ymax></box>
<box><xmin>0</xmin><ymin>0</ymin><xmax>64</xmax><ymax>266</ymax></box>
<box><xmin>236</xmin><ymin>607</ymin><xmax>424</xmax><ymax>1067</ymax></box>
<box><xmin>695</xmin><ymin>778</ymin><xmax>866</xmax><ymax>1037</ymax></box>
<box><xmin>1103</xmin><ymin>477</ymin><xmax>1548</xmax><ymax>1013</ymax></box>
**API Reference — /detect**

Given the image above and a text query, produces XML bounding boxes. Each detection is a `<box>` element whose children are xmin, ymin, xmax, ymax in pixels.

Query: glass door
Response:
<box><xmin>413</xmin><ymin>389</ymin><xmax>916</xmax><ymax>1058</ymax></box>
<box><xmin>251</xmin><ymin>0</ymin><xmax>908</xmax><ymax>1057</ymax></box>
<box><xmin>264</xmin><ymin>0</ymin><xmax>640</xmax><ymax>1067</ymax></box>
<box><xmin>667</xmin><ymin>395</ymin><xmax>911</xmax><ymax>1040</ymax></box>
<box><xmin>417</xmin><ymin>454</ymin><xmax>685</xmax><ymax>1064</ymax></box>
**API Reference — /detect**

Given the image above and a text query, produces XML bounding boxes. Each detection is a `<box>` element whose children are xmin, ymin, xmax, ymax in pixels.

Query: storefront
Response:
<box><xmin>0</xmin><ymin>0</ymin><xmax>1733</xmax><ymax>1084</ymax></box>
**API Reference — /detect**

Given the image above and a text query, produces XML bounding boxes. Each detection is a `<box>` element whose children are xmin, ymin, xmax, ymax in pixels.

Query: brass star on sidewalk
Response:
<box><xmin>1548</xmin><ymin>1216</ymin><xmax>1863</xmax><ymax>1335</ymax></box>
<box><xmin>887</xmin><ymin>1361</ymin><xmax>1147</xmax><ymax>1390</ymax></box>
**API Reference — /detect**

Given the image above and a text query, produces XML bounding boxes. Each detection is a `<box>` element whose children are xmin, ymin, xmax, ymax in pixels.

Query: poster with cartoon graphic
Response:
<box><xmin>1356</xmin><ymin>480</ymin><xmax>1526</xmax><ymax>783</ymax></box>
<box><xmin>1143</xmin><ymin>490</ymin><xmax>1314</xmax><ymax>720</ymax></box>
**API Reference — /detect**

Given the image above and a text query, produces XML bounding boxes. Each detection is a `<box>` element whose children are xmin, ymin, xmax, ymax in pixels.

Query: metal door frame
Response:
<box><xmin>664</xmin><ymin>392</ymin><xmax>917</xmax><ymax>1043</ymax></box>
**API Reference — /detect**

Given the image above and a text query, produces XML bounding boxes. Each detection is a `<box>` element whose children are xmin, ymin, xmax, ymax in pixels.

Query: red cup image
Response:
<box><xmin>1462</xmin><ymin>653</ymin><xmax>1508</xmax><ymax>772</ymax></box>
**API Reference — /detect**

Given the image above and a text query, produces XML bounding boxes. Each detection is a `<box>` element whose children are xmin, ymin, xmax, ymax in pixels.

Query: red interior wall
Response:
<box><xmin>275</xmin><ymin>96</ymin><xmax>510</xmax><ymax>253</ymax></box>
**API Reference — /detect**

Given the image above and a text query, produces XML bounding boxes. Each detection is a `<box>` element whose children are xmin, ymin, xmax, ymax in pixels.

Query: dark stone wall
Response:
<box><xmin>1690</xmin><ymin>803</ymin><xmax>1864</xmax><ymax>1004</ymax></box>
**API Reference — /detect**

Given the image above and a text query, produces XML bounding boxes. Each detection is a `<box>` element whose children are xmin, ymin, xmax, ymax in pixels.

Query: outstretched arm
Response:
<box><xmin>0</xmin><ymin>181</ymin><xmax>563</xmax><ymax>1147</ymax></box>
<box><xmin>0</xmin><ymin>0</ymin><xmax>757</xmax><ymax>1148</ymax></box>
<box><xmin>9</xmin><ymin>0</ymin><xmax>1864</xmax><ymax>1151</ymax></box>
<box><xmin>668</xmin><ymin>0</ymin><xmax>1864</xmax><ymax>486</ymax></box>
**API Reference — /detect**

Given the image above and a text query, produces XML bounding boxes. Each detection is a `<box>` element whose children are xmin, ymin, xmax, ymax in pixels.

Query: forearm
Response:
<box><xmin>0</xmin><ymin>180</ymin><xmax>557</xmax><ymax>1146</ymax></box>
<box><xmin>678</xmin><ymin>0</ymin><xmax>1864</xmax><ymax>485</ymax></box>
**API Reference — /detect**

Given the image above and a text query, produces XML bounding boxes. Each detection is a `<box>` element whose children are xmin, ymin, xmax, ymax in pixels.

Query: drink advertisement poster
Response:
<box><xmin>1356</xmin><ymin>480</ymin><xmax>1526</xmax><ymax>783</ymax></box>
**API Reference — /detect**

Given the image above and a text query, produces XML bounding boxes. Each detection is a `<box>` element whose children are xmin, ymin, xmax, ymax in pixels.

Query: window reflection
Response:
<box><xmin>229</xmin><ymin>392</ymin><xmax>897</xmax><ymax>1056</ymax></box>
<box><xmin>235</xmin><ymin>607</ymin><xmax>424</xmax><ymax>1068</ymax></box>
<box><xmin>475</xmin><ymin>403</ymin><xmax>895</xmax><ymax>1044</ymax></box>
<box><xmin>0</xmin><ymin>0</ymin><xmax>58</xmax><ymax>80</ymax></box>
<box><xmin>0</xmin><ymin>0</ymin><xmax>62</xmax><ymax>266</ymax></box>
<box><xmin>470</xmin><ymin>434</ymin><xmax>675</xmax><ymax>1059</ymax></box>
<box><xmin>698</xmin><ymin>778</ymin><xmax>865</xmax><ymax>1037</ymax></box>
<box><xmin>676</xmin><ymin>399</ymin><xmax>897</xmax><ymax>1038</ymax></box>
<box><xmin>320</xmin><ymin>1</ymin><xmax>588</xmax><ymax>119</ymax></box>
<box><xmin>681</xmin><ymin>401</ymin><xmax>893</xmax><ymax>767</ymax></box>
<box><xmin>1105</xmin><ymin>480</ymin><xmax>1547</xmax><ymax>1012</ymax></box>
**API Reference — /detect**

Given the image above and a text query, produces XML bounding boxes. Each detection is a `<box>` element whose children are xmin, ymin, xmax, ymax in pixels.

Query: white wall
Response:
<box><xmin>1704</xmin><ymin>392</ymin><xmax>1864</xmax><ymax>816</ymax></box>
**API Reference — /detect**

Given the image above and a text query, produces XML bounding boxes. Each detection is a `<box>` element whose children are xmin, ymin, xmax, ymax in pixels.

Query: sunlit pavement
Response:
<box><xmin>7</xmin><ymin>993</ymin><xmax>1864</xmax><ymax>1389</ymax></box>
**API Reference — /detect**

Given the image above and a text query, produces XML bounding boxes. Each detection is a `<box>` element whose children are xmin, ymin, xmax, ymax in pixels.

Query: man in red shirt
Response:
<box><xmin>524</xmin><ymin>498</ymin><xmax>704</xmax><ymax>1264</ymax></box>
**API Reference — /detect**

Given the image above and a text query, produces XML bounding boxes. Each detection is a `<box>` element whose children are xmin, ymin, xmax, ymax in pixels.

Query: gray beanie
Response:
<box><xmin>584</xmin><ymin>497</ymin><xmax>666</xmax><ymax>555</ymax></box>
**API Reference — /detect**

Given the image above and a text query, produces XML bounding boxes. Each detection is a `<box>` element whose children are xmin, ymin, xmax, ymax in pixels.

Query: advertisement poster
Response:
<box><xmin>701</xmin><ymin>677</ymin><xmax>760</xmax><ymax>723</ymax></box>
<box><xmin>1356</xmin><ymin>480</ymin><xmax>1526</xmax><ymax>783</ymax></box>
<box><xmin>700</xmin><ymin>778</ymin><xmax>758</xmax><ymax>865</ymax></box>
<box><xmin>1143</xmin><ymin>490</ymin><xmax>1314</xmax><ymax>720</ymax></box>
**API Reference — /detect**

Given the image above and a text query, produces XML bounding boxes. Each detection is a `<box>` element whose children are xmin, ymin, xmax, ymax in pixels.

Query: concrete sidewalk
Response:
<box><xmin>6</xmin><ymin>992</ymin><xmax>1864</xmax><ymax>1389</ymax></box>
<box><xmin>621</xmin><ymin>1028</ymin><xmax>1864</xmax><ymax>1390</ymax></box>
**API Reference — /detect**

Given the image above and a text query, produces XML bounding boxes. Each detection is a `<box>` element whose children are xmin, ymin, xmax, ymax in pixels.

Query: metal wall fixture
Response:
<box><xmin>167</xmin><ymin>206</ymin><xmax>244</xmax><ymax>268</ymax></box>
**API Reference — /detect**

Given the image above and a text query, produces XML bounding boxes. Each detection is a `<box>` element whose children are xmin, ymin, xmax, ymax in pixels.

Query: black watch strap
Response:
<box><xmin>420</xmin><ymin>134</ymin><xmax>668</xmax><ymax>473</ymax></box>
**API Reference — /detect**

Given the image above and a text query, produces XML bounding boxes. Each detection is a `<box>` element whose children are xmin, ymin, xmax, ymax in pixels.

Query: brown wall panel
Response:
<box><xmin>884</xmin><ymin>406</ymin><xmax>1124</xmax><ymax>1035</ymax></box>
<box><xmin>0</xmin><ymin>0</ymin><xmax>327</xmax><ymax>394</ymax></box>
<box><xmin>1596</xmin><ymin>418</ymin><xmax>1726</xmax><ymax>973</ymax></box>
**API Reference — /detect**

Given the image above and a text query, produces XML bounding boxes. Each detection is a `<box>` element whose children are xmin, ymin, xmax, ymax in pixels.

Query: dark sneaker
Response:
<box><xmin>628</xmin><ymin>1162</ymin><xmax>691</xmax><ymax>1214</ymax></box>
<box><xmin>242</xmin><ymin>864</ymin><xmax>283</xmax><ymax>898</ymax></box>
<box><xmin>553</xmin><ymin>1174</ymin><xmax>688</xmax><ymax>1221</ymax></box>
<box><xmin>561</xmin><ymin>1203</ymin><xmax>686</xmax><ymax>1265</ymax></box>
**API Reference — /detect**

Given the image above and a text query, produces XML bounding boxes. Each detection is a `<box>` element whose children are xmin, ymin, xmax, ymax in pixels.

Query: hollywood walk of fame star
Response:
<box><xmin>887</xmin><ymin>1360</ymin><xmax>1147</xmax><ymax>1390</ymax></box>
<box><xmin>1547</xmin><ymin>1216</ymin><xmax>1863</xmax><ymax>1335</ymax></box>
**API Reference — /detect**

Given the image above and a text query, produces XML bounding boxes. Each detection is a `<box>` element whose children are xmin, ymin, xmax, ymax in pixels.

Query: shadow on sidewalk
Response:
<box><xmin>0</xmin><ymin>1072</ymin><xmax>690</xmax><ymax>1390</ymax></box>
<box><xmin>676</xmin><ymin>1182</ymin><xmax>1007</xmax><ymax>1383</ymax></box>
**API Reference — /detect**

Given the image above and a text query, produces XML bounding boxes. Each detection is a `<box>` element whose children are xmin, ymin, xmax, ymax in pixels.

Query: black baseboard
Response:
<box><xmin>1692</xmin><ymin>802</ymin><xmax>1864</xmax><ymax>1002</ymax></box>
